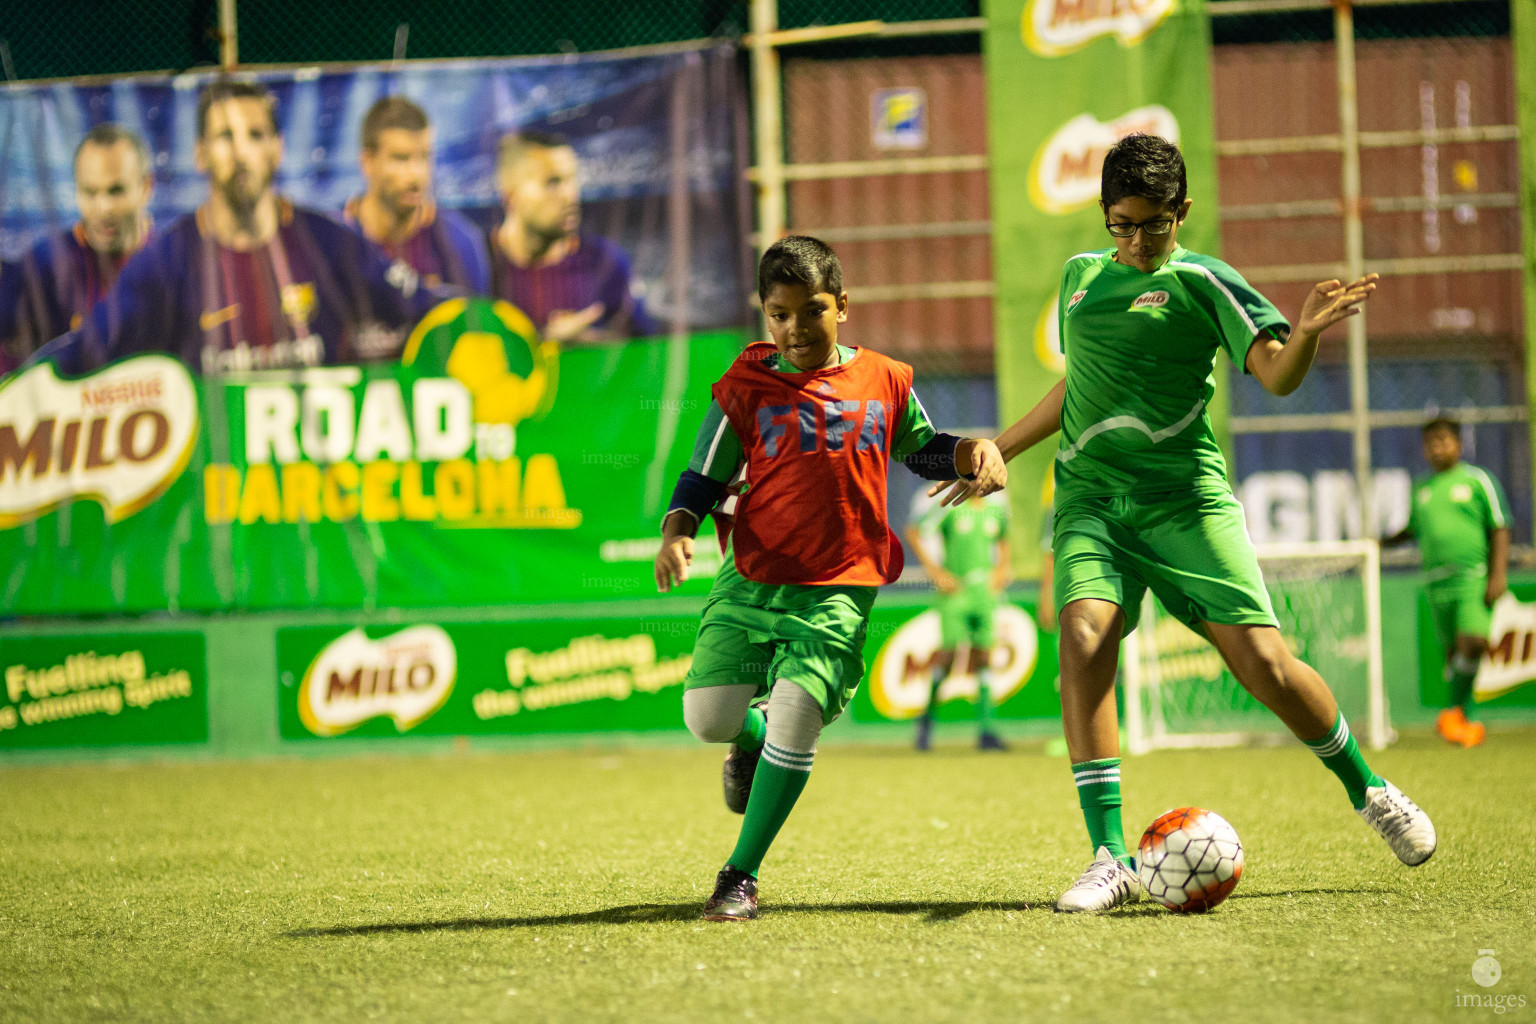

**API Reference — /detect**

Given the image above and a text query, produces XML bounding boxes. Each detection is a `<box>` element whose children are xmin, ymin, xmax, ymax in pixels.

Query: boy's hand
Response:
<box><xmin>933</xmin><ymin>568</ymin><xmax>961</xmax><ymax>595</ymax></box>
<box><xmin>655</xmin><ymin>535</ymin><xmax>695</xmax><ymax>592</ymax></box>
<box><xmin>1296</xmin><ymin>274</ymin><xmax>1378</xmax><ymax>337</ymax></box>
<box><xmin>932</xmin><ymin>439</ymin><xmax>1008</xmax><ymax>507</ymax></box>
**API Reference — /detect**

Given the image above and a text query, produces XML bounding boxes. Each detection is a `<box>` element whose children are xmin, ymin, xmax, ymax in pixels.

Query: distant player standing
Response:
<box><xmin>10</xmin><ymin>124</ymin><xmax>154</xmax><ymax>352</ymax></box>
<box><xmin>345</xmin><ymin>96</ymin><xmax>490</xmax><ymax>294</ymax></box>
<box><xmin>904</xmin><ymin>492</ymin><xmax>1012</xmax><ymax>751</ymax></box>
<box><xmin>655</xmin><ymin>236</ymin><xmax>1006</xmax><ymax>921</ymax></box>
<box><xmin>1390</xmin><ymin>418</ymin><xmax>1510</xmax><ymax>747</ymax></box>
<box><xmin>940</xmin><ymin>134</ymin><xmax>1436</xmax><ymax>913</ymax></box>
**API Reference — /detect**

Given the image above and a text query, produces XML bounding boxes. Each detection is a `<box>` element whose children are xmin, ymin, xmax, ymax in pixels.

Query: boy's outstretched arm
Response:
<box><xmin>1246</xmin><ymin>274</ymin><xmax>1379</xmax><ymax>396</ymax></box>
<box><xmin>928</xmin><ymin>380</ymin><xmax>1063</xmax><ymax>506</ymax></box>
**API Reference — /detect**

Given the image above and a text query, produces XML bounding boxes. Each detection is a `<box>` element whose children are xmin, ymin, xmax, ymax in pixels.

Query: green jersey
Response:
<box><xmin>1408</xmin><ymin>462</ymin><xmax>1510</xmax><ymax>583</ymax></box>
<box><xmin>916</xmin><ymin>495</ymin><xmax>1009</xmax><ymax>587</ymax></box>
<box><xmin>1054</xmin><ymin>247</ymin><xmax>1289</xmax><ymax>502</ymax></box>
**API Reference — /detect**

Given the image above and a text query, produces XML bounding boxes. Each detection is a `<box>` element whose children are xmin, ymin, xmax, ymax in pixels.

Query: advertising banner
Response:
<box><xmin>850</xmin><ymin>600</ymin><xmax>1061</xmax><ymax>723</ymax></box>
<box><xmin>1419</xmin><ymin>587</ymin><xmax>1536</xmax><ymax>706</ymax></box>
<box><xmin>276</xmin><ymin>614</ymin><xmax>700</xmax><ymax>740</ymax></box>
<box><xmin>0</xmin><ymin>632</ymin><xmax>207</xmax><ymax>749</ymax></box>
<box><xmin>984</xmin><ymin>0</ymin><xmax>1221</xmax><ymax>574</ymax></box>
<box><xmin>0</xmin><ymin>317</ymin><xmax>743</xmax><ymax>614</ymax></box>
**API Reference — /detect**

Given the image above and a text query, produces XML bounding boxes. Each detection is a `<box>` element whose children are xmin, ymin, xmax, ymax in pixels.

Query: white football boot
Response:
<box><xmin>1055</xmin><ymin>846</ymin><xmax>1142</xmax><ymax>913</ymax></box>
<box><xmin>1358</xmin><ymin>780</ymin><xmax>1437</xmax><ymax>866</ymax></box>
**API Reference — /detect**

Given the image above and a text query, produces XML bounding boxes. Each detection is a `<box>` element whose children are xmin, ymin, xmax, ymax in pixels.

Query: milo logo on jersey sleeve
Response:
<box><xmin>1028</xmin><ymin>106</ymin><xmax>1180</xmax><ymax>215</ymax></box>
<box><xmin>1022</xmin><ymin>0</ymin><xmax>1175</xmax><ymax>56</ymax></box>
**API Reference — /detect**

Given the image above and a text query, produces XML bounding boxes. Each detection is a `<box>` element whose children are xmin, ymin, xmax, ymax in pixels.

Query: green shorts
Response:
<box><xmin>683</xmin><ymin>555</ymin><xmax>876</xmax><ymax>726</ymax></box>
<box><xmin>939</xmin><ymin>583</ymin><xmax>997</xmax><ymax>649</ymax></box>
<box><xmin>1426</xmin><ymin>575</ymin><xmax>1492</xmax><ymax>655</ymax></box>
<box><xmin>1053</xmin><ymin>486</ymin><xmax>1277</xmax><ymax>636</ymax></box>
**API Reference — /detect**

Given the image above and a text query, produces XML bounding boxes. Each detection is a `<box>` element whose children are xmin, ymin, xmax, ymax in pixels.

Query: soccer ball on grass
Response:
<box><xmin>1137</xmin><ymin>807</ymin><xmax>1243</xmax><ymax>912</ymax></box>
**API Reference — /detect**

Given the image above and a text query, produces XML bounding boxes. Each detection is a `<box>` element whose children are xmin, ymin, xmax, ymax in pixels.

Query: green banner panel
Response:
<box><xmin>850</xmin><ymin>599</ymin><xmax>1061</xmax><ymax>723</ymax></box>
<box><xmin>276</xmin><ymin>615</ymin><xmax>701</xmax><ymax>740</ymax></box>
<box><xmin>0</xmin><ymin>632</ymin><xmax>208</xmax><ymax>749</ymax></box>
<box><xmin>1518</xmin><ymin>0</ymin><xmax>1536</xmax><ymax>544</ymax></box>
<box><xmin>984</xmin><ymin>0</ymin><xmax>1221</xmax><ymax>574</ymax></box>
<box><xmin>0</xmin><ymin>303</ymin><xmax>744</xmax><ymax>615</ymax></box>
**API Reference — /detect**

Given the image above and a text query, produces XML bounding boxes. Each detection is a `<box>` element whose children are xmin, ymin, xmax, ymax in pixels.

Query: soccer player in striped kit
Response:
<box><xmin>6</xmin><ymin>124</ymin><xmax>154</xmax><ymax>357</ymax></box>
<box><xmin>943</xmin><ymin>134</ymin><xmax>1436</xmax><ymax>913</ymax></box>
<box><xmin>654</xmin><ymin>236</ymin><xmax>1006</xmax><ymax>921</ymax></box>
<box><xmin>490</xmin><ymin>131</ymin><xmax>656</xmax><ymax>344</ymax></box>
<box><xmin>344</xmin><ymin>96</ymin><xmax>490</xmax><ymax>295</ymax></box>
<box><xmin>34</xmin><ymin>80</ymin><xmax>447</xmax><ymax>376</ymax></box>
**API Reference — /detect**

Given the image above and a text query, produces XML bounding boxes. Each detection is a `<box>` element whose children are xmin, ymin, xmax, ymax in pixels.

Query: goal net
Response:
<box><xmin>1122</xmin><ymin>540</ymin><xmax>1390</xmax><ymax>754</ymax></box>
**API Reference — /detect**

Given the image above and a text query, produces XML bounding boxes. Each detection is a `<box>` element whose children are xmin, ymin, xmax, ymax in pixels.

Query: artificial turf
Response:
<box><xmin>2</xmin><ymin>725</ymin><xmax>1532</xmax><ymax>1023</ymax></box>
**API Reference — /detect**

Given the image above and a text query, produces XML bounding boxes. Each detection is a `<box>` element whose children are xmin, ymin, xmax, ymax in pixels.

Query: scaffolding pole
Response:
<box><xmin>1335</xmin><ymin>0</ymin><xmax>1375</xmax><ymax>539</ymax></box>
<box><xmin>748</xmin><ymin>0</ymin><xmax>785</xmax><ymax>259</ymax></box>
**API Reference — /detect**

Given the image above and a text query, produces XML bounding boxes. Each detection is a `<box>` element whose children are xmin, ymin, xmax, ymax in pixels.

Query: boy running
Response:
<box><xmin>655</xmin><ymin>236</ymin><xmax>1006</xmax><ymax>921</ymax></box>
<box><xmin>904</xmin><ymin>492</ymin><xmax>1012</xmax><ymax>751</ymax></box>
<box><xmin>938</xmin><ymin>134</ymin><xmax>1435</xmax><ymax>913</ymax></box>
<box><xmin>1391</xmin><ymin>418</ymin><xmax>1510</xmax><ymax>747</ymax></box>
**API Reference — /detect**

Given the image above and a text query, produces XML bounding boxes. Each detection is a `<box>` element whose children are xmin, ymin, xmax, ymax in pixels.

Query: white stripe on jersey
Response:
<box><xmin>1056</xmin><ymin>398</ymin><xmax>1206</xmax><ymax>464</ymax></box>
<box><xmin>1465</xmin><ymin>465</ymin><xmax>1507</xmax><ymax>528</ymax></box>
<box><xmin>701</xmin><ymin>411</ymin><xmax>731</xmax><ymax>478</ymax></box>
<box><xmin>1168</xmin><ymin>260</ymin><xmax>1259</xmax><ymax>337</ymax></box>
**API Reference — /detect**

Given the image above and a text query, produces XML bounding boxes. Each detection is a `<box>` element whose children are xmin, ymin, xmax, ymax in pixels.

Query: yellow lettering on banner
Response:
<box><xmin>399</xmin><ymin>461</ymin><xmax>437</xmax><ymax>521</ymax></box>
<box><xmin>203</xmin><ymin>464</ymin><xmax>241</xmax><ymax>523</ymax></box>
<box><xmin>238</xmin><ymin>464</ymin><xmax>282</xmax><ymax>525</ymax></box>
<box><xmin>522</xmin><ymin>454</ymin><xmax>566</xmax><ymax>513</ymax></box>
<box><xmin>477</xmin><ymin>457</ymin><xmax>520</xmax><ymax>516</ymax></box>
<box><xmin>436</xmin><ymin>460</ymin><xmax>476</xmax><ymax>520</ymax></box>
<box><xmin>361</xmin><ymin>461</ymin><xmax>400</xmax><ymax>521</ymax></box>
<box><xmin>323</xmin><ymin>462</ymin><xmax>360</xmax><ymax>521</ymax></box>
<box><xmin>281</xmin><ymin>462</ymin><xmax>323</xmax><ymax>522</ymax></box>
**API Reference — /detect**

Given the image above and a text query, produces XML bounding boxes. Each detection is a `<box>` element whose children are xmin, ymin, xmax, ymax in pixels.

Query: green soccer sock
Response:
<box><xmin>1448</xmin><ymin>654</ymin><xmax>1478</xmax><ymax>716</ymax></box>
<box><xmin>731</xmin><ymin>705</ymin><xmax>766</xmax><ymax>751</ymax></box>
<box><xmin>726</xmin><ymin>744</ymin><xmax>813</xmax><ymax>877</ymax></box>
<box><xmin>1303</xmin><ymin>712</ymin><xmax>1383</xmax><ymax>810</ymax></box>
<box><xmin>1072</xmin><ymin>758</ymin><xmax>1130</xmax><ymax>865</ymax></box>
<box><xmin>976</xmin><ymin>667</ymin><xmax>995</xmax><ymax>732</ymax></box>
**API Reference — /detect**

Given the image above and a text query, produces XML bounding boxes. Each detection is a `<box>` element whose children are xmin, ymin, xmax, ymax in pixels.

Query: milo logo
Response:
<box><xmin>1022</xmin><ymin>0</ymin><xmax>1175</xmax><ymax>57</ymax></box>
<box><xmin>1028</xmin><ymin>106</ymin><xmax>1180</xmax><ymax>215</ymax></box>
<box><xmin>1131</xmin><ymin>290</ymin><xmax>1170</xmax><ymax>310</ymax></box>
<box><xmin>0</xmin><ymin>356</ymin><xmax>199</xmax><ymax>527</ymax></box>
<box><xmin>298</xmin><ymin>626</ymin><xmax>456</xmax><ymax>736</ymax></box>
<box><xmin>865</xmin><ymin>606</ymin><xmax>1039</xmax><ymax>719</ymax></box>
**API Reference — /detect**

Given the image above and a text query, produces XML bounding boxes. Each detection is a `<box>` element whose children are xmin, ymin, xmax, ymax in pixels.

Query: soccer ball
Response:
<box><xmin>1137</xmin><ymin>807</ymin><xmax>1244</xmax><ymax>912</ymax></box>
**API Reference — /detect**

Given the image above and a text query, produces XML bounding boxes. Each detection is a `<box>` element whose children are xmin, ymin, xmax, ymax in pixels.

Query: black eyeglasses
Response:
<box><xmin>1105</xmin><ymin>217</ymin><xmax>1176</xmax><ymax>238</ymax></box>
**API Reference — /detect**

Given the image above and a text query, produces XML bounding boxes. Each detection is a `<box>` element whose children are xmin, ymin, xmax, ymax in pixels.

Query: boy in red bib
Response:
<box><xmin>655</xmin><ymin>236</ymin><xmax>1006</xmax><ymax>921</ymax></box>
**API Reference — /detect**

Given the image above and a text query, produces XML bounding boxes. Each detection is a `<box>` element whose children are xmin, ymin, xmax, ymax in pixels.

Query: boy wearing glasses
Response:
<box><xmin>945</xmin><ymin>134</ymin><xmax>1436</xmax><ymax>912</ymax></box>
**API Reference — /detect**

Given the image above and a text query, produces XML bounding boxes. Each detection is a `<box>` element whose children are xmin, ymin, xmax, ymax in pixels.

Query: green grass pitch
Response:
<box><xmin>2</xmin><ymin>726</ymin><xmax>1532</xmax><ymax>1023</ymax></box>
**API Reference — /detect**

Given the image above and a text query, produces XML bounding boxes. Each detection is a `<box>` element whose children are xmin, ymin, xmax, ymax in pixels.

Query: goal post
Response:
<box><xmin>1122</xmin><ymin>540</ymin><xmax>1390</xmax><ymax>755</ymax></box>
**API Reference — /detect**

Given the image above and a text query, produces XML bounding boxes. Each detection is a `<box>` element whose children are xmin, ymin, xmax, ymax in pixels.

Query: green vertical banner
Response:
<box><xmin>984</xmin><ymin>0</ymin><xmax>1221</xmax><ymax>574</ymax></box>
<box><xmin>1516</xmin><ymin>0</ymin><xmax>1536</xmax><ymax>544</ymax></box>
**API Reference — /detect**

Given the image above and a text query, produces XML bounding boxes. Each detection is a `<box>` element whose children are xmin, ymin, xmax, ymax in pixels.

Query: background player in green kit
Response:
<box><xmin>905</xmin><ymin>493</ymin><xmax>1012</xmax><ymax>751</ymax></box>
<box><xmin>654</xmin><ymin>236</ymin><xmax>1006</xmax><ymax>922</ymax></box>
<box><xmin>1388</xmin><ymin>418</ymin><xmax>1510</xmax><ymax>748</ymax></box>
<box><xmin>936</xmin><ymin>134</ymin><xmax>1437</xmax><ymax>913</ymax></box>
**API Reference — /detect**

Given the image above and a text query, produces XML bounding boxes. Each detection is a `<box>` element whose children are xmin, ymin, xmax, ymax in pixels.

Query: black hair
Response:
<box><xmin>74</xmin><ymin>123</ymin><xmax>151</xmax><ymax>176</ymax></box>
<box><xmin>362</xmin><ymin>95</ymin><xmax>429</xmax><ymax>150</ymax></box>
<box><xmin>757</xmin><ymin>235</ymin><xmax>843</xmax><ymax>302</ymax></box>
<box><xmin>1101</xmin><ymin>133</ymin><xmax>1188</xmax><ymax>211</ymax></box>
<box><xmin>1423</xmin><ymin>417</ymin><xmax>1462</xmax><ymax>438</ymax></box>
<box><xmin>197</xmin><ymin>79</ymin><xmax>277</xmax><ymax>139</ymax></box>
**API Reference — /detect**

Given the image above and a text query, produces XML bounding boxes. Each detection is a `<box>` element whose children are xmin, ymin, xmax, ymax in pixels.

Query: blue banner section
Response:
<box><xmin>0</xmin><ymin>45</ymin><xmax>749</xmax><ymax>345</ymax></box>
